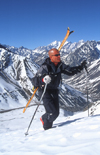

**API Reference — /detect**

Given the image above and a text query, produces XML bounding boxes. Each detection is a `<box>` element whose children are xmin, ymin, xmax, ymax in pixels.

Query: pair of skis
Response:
<box><xmin>23</xmin><ymin>27</ymin><xmax>74</xmax><ymax>113</ymax></box>
<box><xmin>23</xmin><ymin>27</ymin><xmax>74</xmax><ymax>135</ymax></box>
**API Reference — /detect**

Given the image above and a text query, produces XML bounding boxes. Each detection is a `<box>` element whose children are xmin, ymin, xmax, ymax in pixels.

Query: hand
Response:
<box><xmin>43</xmin><ymin>75</ymin><xmax>51</xmax><ymax>84</ymax></box>
<box><xmin>32</xmin><ymin>86</ymin><xmax>35</xmax><ymax>91</ymax></box>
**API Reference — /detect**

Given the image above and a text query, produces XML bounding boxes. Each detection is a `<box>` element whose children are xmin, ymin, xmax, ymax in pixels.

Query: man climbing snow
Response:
<box><xmin>32</xmin><ymin>48</ymin><xmax>87</xmax><ymax>130</ymax></box>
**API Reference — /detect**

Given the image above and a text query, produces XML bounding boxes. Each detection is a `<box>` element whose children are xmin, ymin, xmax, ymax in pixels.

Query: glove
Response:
<box><xmin>32</xmin><ymin>86</ymin><xmax>35</xmax><ymax>91</ymax></box>
<box><xmin>42</xmin><ymin>75</ymin><xmax>51</xmax><ymax>84</ymax></box>
<box><xmin>81</xmin><ymin>60</ymin><xmax>87</xmax><ymax>69</ymax></box>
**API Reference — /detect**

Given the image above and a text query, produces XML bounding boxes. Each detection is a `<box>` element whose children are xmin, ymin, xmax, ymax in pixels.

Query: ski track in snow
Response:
<box><xmin>0</xmin><ymin>104</ymin><xmax>100</xmax><ymax>155</ymax></box>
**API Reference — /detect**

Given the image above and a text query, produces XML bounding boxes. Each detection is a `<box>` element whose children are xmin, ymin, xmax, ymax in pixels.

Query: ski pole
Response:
<box><xmin>25</xmin><ymin>83</ymin><xmax>47</xmax><ymax>136</ymax></box>
<box><xmin>23</xmin><ymin>87</ymin><xmax>38</xmax><ymax>113</ymax></box>
<box><xmin>84</xmin><ymin>66</ymin><xmax>89</xmax><ymax>116</ymax></box>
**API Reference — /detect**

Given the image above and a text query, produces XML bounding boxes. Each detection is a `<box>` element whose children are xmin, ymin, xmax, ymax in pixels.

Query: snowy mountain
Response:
<box><xmin>0</xmin><ymin>40</ymin><xmax>100</xmax><ymax>154</ymax></box>
<box><xmin>0</xmin><ymin>40</ymin><xmax>100</xmax><ymax>112</ymax></box>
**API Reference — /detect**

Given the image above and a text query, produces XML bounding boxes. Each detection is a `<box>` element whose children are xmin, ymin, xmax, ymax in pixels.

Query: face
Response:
<box><xmin>50</xmin><ymin>49</ymin><xmax>61</xmax><ymax>63</ymax></box>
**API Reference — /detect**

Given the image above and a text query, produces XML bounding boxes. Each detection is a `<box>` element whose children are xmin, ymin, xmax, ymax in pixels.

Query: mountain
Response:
<box><xmin>62</xmin><ymin>41</ymin><xmax>100</xmax><ymax>103</ymax></box>
<box><xmin>0</xmin><ymin>40</ymin><xmax>100</xmax><ymax>112</ymax></box>
<box><xmin>0</xmin><ymin>41</ymin><xmax>100</xmax><ymax>155</ymax></box>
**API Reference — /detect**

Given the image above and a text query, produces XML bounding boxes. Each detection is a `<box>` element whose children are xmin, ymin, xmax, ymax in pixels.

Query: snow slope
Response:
<box><xmin>0</xmin><ymin>101</ymin><xmax>100</xmax><ymax>155</ymax></box>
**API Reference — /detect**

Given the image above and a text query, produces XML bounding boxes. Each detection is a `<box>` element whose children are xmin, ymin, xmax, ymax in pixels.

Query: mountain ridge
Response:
<box><xmin>0</xmin><ymin>40</ymin><xmax>100</xmax><ymax>111</ymax></box>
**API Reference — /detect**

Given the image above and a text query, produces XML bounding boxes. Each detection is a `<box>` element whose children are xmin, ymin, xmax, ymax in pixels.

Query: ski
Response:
<box><xmin>23</xmin><ymin>87</ymin><xmax>38</xmax><ymax>113</ymax></box>
<box><xmin>58</xmin><ymin>27</ymin><xmax>74</xmax><ymax>51</ymax></box>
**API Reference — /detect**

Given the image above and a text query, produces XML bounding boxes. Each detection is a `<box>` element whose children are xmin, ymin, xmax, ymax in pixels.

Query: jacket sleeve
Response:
<box><xmin>61</xmin><ymin>63</ymin><xmax>83</xmax><ymax>76</ymax></box>
<box><xmin>32</xmin><ymin>65</ymin><xmax>48</xmax><ymax>88</ymax></box>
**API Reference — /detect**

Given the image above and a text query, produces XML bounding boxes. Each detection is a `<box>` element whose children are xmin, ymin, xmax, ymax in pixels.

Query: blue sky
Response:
<box><xmin>0</xmin><ymin>0</ymin><xmax>100</xmax><ymax>49</ymax></box>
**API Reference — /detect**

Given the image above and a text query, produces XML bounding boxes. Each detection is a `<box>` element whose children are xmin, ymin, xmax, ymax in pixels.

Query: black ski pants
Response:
<box><xmin>39</xmin><ymin>88</ymin><xmax>59</xmax><ymax>130</ymax></box>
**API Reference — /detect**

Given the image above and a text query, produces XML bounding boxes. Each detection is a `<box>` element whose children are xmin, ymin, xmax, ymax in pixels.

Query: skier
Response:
<box><xmin>32</xmin><ymin>48</ymin><xmax>87</xmax><ymax>130</ymax></box>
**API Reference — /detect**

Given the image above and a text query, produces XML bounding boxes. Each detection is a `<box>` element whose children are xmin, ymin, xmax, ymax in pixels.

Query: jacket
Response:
<box><xmin>32</xmin><ymin>58</ymin><xmax>83</xmax><ymax>89</ymax></box>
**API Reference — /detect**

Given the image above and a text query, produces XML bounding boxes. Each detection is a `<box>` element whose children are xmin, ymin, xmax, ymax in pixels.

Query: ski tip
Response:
<box><xmin>69</xmin><ymin>30</ymin><xmax>74</xmax><ymax>35</ymax></box>
<box><xmin>67</xmin><ymin>27</ymin><xmax>70</xmax><ymax>30</ymax></box>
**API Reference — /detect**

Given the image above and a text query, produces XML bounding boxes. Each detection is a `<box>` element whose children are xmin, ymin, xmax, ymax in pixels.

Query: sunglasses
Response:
<box><xmin>51</xmin><ymin>54</ymin><xmax>60</xmax><ymax>57</ymax></box>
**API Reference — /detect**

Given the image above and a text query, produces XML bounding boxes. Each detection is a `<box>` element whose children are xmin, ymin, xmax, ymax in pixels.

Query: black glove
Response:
<box><xmin>81</xmin><ymin>60</ymin><xmax>87</xmax><ymax>71</ymax></box>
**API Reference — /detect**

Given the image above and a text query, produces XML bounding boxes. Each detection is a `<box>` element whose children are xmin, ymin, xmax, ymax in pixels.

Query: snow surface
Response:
<box><xmin>0</xmin><ymin>101</ymin><xmax>100</xmax><ymax>155</ymax></box>
<box><xmin>96</xmin><ymin>44</ymin><xmax>100</xmax><ymax>51</ymax></box>
<box><xmin>0</xmin><ymin>76</ymin><xmax>27</xmax><ymax>110</ymax></box>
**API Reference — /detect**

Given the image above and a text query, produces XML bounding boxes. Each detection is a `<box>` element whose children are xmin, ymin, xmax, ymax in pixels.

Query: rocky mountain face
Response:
<box><xmin>0</xmin><ymin>40</ymin><xmax>100</xmax><ymax>112</ymax></box>
<box><xmin>62</xmin><ymin>41</ymin><xmax>100</xmax><ymax>103</ymax></box>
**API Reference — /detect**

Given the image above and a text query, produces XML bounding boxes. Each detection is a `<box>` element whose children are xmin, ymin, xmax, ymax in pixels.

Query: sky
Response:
<box><xmin>0</xmin><ymin>0</ymin><xmax>100</xmax><ymax>50</ymax></box>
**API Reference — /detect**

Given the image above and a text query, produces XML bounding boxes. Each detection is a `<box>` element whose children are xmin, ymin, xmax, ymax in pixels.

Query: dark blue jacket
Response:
<box><xmin>32</xmin><ymin>58</ymin><xmax>83</xmax><ymax>89</ymax></box>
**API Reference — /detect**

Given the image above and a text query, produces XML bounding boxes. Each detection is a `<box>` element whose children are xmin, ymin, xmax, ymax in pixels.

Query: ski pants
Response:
<box><xmin>38</xmin><ymin>88</ymin><xmax>59</xmax><ymax>130</ymax></box>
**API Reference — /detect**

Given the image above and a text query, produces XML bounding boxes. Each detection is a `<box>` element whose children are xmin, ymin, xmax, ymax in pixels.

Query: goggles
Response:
<box><xmin>52</xmin><ymin>54</ymin><xmax>60</xmax><ymax>57</ymax></box>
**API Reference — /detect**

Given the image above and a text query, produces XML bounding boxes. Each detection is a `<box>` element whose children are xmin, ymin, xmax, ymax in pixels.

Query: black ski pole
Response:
<box><xmin>84</xmin><ymin>65</ymin><xmax>89</xmax><ymax>116</ymax></box>
<box><xmin>25</xmin><ymin>83</ymin><xmax>47</xmax><ymax>136</ymax></box>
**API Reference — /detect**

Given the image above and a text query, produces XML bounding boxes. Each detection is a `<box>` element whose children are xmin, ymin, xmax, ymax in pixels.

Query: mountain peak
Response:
<box><xmin>49</xmin><ymin>40</ymin><xmax>61</xmax><ymax>46</ymax></box>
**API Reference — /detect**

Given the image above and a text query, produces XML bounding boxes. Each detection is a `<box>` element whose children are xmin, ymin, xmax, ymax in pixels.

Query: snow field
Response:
<box><xmin>0</xmin><ymin>103</ymin><xmax>100</xmax><ymax>155</ymax></box>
